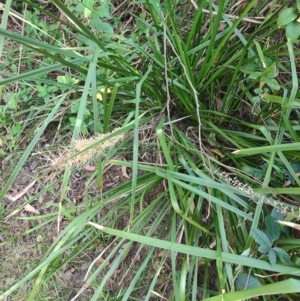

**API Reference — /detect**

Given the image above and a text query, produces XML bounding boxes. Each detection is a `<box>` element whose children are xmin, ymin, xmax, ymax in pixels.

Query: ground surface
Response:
<box><xmin>0</xmin><ymin>125</ymin><xmax>184</xmax><ymax>300</ymax></box>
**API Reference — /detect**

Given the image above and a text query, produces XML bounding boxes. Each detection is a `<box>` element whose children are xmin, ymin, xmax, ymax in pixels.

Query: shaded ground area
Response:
<box><xmin>0</xmin><ymin>125</ymin><xmax>169</xmax><ymax>300</ymax></box>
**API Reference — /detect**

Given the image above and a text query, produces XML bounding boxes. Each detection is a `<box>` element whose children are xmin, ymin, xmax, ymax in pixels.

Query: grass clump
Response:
<box><xmin>1</xmin><ymin>0</ymin><xmax>300</xmax><ymax>300</ymax></box>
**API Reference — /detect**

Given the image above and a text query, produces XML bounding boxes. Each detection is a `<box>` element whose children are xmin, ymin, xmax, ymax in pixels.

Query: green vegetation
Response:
<box><xmin>1</xmin><ymin>0</ymin><xmax>300</xmax><ymax>300</ymax></box>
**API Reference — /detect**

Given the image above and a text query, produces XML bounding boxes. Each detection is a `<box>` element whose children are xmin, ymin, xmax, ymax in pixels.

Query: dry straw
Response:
<box><xmin>53</xmin><ymin>128</ymin><xmax>124</xmax><ymax>168</ymax></box>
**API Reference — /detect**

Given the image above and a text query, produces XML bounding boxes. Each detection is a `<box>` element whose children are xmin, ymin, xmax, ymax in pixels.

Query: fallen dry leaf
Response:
<box><xmin>64</xmin><ymin>268</ymin><xmax>74</xmax><ymax>281</ymax></box>
<box><xmin>24</xmin><ymin>204</ymin><xmax>40</xmax><ymax>215</ymax></box>
<box><xmin>209</xmin><ymin>148</ymin><xmax>225</xmax><ymax>158</ymax></box>
<box><xmin>122</xmin><ymin>165</ymin><xmax>130</xmax><ymax>179</ymax></box>
<box><xmin>158</xmin><ymin>250</ymin><xmax>171</xmax><ymax>257</ymax></box>
<box><xmin>83</xmin><ymin>165</ymin><xmax>96</xmax><ymax>172</ymax></box>
<box><xmin>5</xmin><ymin>180</ymin><xmax>36</xmax><ymax>202</ymax></box>
<box><xmin>95</xmin><ymin>257</ymin><xmax>105</xmax><ymax>265</ymax></box>
<box><xmin>209</xmin><ymin>239</ymin><xmax>216</xmax><ymax>249</ymax></box>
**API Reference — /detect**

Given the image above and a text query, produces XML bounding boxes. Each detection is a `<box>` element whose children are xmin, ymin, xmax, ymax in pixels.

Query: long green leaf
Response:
<box><xmin>233</xmin><ymin>142</ymin><xmax>300</xmax><ymax>155</ymax></box>
<box><xmin>202</xmin><ymin>279</ymin><xmax>300</xmax><ymax>301</ymax></box>
<box><xmin>88</xmin><ymin>223</ymin><xmax>300</xmax><ymax>275</ymax></box>
<box><xmin>0</xmin><ymin>0</ymin><xmax>12</xmax><ymax>57</ymax></box>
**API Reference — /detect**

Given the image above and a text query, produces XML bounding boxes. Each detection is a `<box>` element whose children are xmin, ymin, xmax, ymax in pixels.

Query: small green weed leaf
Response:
<box><xmin>271</xmin><ymin>208</ymin><xmax>284</xmax><ymax>222</ymax></box>
<box><xmin>266</xmin><ymin>64</ymin><xmax>279</xmax><ymax>79</ymax></box>
<box><xmin>89</xmin><ymin>14</ymin><xmax>102</xmax><ymax>31</ymax></box>
<box><xmin>114</xmin><ymin>16</ymin><xmax>121</xmax><ymax>25</ymax></box>
<box><xmin>57</xmin><ymin>75</ymin><xmax>69</xmax><ymax>84</ymax></box>
<box><xmin>99</xmin><ymin>21</ymin><xmax>114</xmax><ymax>33</ymax></box>
<box><xmin>273</xmin><ymin>247</ymin><xmax>291</xmax><ymax>264</ymax></box>
<box><xmin>240</xmin><ymin>63</ymin><xmax>257</xmax><ymax>74</ymax></box>
<box><xmin>261</xmin><ymin>78</ymin><xmax>280</xmax><ymax>91</ymax></box>
<box><xmin>37</xmin><ymin>85</ymin><xmax>48</xmax><ymax>97</ymax></box>
<box><xmin>95</xmin><ymin>2</ymin><xmax>111</xmax><ymax>19</ymax></box>
<box><xmin>297</xmin><ymin>0</ymin><xmax>300</xmax><ymax>11</ymax></box>
<box><xmin>251</xmin><ymin>96</ymin><xmax>261</xmax><ymax>103</ymax></box>
<box><xmin>251</xmin><ymin>229</ymin><xmax>272</xmax><ymax>248</ymax></box>
<box><xmin>57</xmin><ymin>74</ymin><xmax>79</xmax><ymax>85</ymax></box>
<box><xmin>260</xmin><ymin>93</ymin><xmax>283</xmax><ymax>104</ymax></box>
<box><xmin>265</xmin><ymin>215</ymin><xmax>281</xmax><ymax>241</ymax></box>
<box><xmin>258</xmin><ymin>244</ymin><xmax>271</xmax><ymax>253</ymax></box>
<box><xmin>235</xmin><ymin>273</ymin><xmax>261</xmax><ymax>290</ymax></box>
<box><xmin>69</xmin><ymin>116</ymin><xmax>77</xmax><ymax>127</ymax></box>
<box><xmin>71</xmin><ymin>102</ymin><xmax>80</xmax><ymax>114</ymax></box>
<box><xmin>283</xmin><ymin>163</ymin><xmax>300</xmax><ymax>185</ymax></box>
<box><xmin>265</xmin><ymin>57</ymin><xmax>275</xmax><ymax>68</ymax></box>
<box><xmin>261</xmin><ymin>162</ymin><xmax>268</xmax><ymax>173</ymax></box>
<box><xmin>90</xmin><ymin>15</ymin><xmax>113</xmax><ymax>33</ymax></box>
<box><xmin>268</xmin><ymin>249</ymin><xmax>277</xmax><ymax>266</ymax></box>
<box><xmin>71</xmin><ymin>104</ymin><xmax>90</xmax><ymax>117</ymax></box>
<box><xmin>98</xmin><ymin>103</ymin><xmax>104</xmax><ymax>114</ymax></box>
<box><xmin>286</xmin><ymin>21</ymin><xmax>300</xmax><ymax>43</ymax></box>
<box><xmin>84</xmin><ymin>8</ymin><xmax>92</xmax><ymax>18</ymax></box>
<box><xmin>249</xmin><ymin>71</ymin><xmax>262</xmax><ymax>79</ymax></box>
<box><xmin>83</xmin><ymin>0</ymin><xmax>95</xmax><ymax>18</ymax></box>
<box><xmin>11</xmin><ymin>63</ymin><xmax>17</xmax><ymax>72</ymax></box>
<box><xmin>4</xmin><ymin>94</ymin><xmax>17</xmax><ymax>110</ymax></box>
<box><xmin>254</xmin><ymin>88</ymin><xmax>264</xmax><ymax>94</ymax></box>
<box><xmin>75</xmin><ymin>2</ymin><xmax>85</xmax><ymax>14</ymax></box>
<box><xmin>277</xmin><ymin>8</ymin><xmax>298</xmax><ymax>28</ymax></box>
<box><xmin>253</xmin><ymin>169</ymin><xmax>263</xmax><ymax>179</ymax></box>
<box><xmin>291</xmin><ymin>163</ymin><xmax>300</xmax><ymax>173</ymax></box>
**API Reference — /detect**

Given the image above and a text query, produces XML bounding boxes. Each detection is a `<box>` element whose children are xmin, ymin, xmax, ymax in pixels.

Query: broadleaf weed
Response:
<box><xmin>252</xmin><ymin>208</ymin><xmax>291</xmax><ymax>266</ymax></box>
